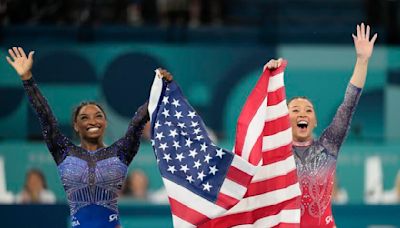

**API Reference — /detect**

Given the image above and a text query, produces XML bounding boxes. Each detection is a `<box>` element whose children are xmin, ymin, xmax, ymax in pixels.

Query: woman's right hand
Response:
<box><xmin>263</xmin><ymin>58</ymin><xmax>283</xmax><ymax>71</ymax></box>
<box><xmin>6</xmin><ymin>47</ymin><xmax>34</xmax><ymax>81</ymax></box>
<box><xmin>157</xmin><ymin>68</ymin><xmax>173</xmax><ymax>82</ymax></box>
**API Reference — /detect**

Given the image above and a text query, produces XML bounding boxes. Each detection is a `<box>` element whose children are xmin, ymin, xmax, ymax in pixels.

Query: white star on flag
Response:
<box><xmin>161</xmin><ymin>108</ymin><xmax>170</xmax><ymax>118</ymax></box>
<box><xmin>209</xmin><ymin>165</ymin><xmax>218</xmax><ymax>175</ymax></box>
<box><xmin>176</xmin><ymin>153</ymin><xmax>185</xmax><ymax>162</ymax></box>
<box><xmin>200</xmin><ymin>142</ymin><xmax>208</xmax><ymax>152</ymax></box>
<box><xmin>155</xmin><ymin>132</ymin><xmax>165</xmax><ymax>140</ymax></box>
<box><xmin>215</xmin><ymin>148</ymin><xmax>225</xmax><ymax>158</ymax></box>
<box><xmin>163</xmin><ymin>153</ymin><xmax>172</xmax><ymax>162</ymax></box>
<box><xmin>172</xmin><ymin>141</ymin><xmax>181</xmax><ymax>150</ymax></box>
<box><xmin>186</xmin><ymin>175</ymin><xmax>194</xmax><ymax>183</ymax></box>
<box><xmin>204</xmin><ymin>154</ymin><xmax>212</xmax><ymax>164</ymax></box>
<box><xmin>169</xmin><ymin>129</ymin><xmax>178</xmax><ymax>138</ymax></box>
<box><xmin>167</xmin><ymin>165</ymin><xmax>176</xmax><ymax>174</ymax></box>
<box><xmin>187</xmin><ymin>111</ymin><xmax>196</xmax><ymax>118</ymax></box>
<box><xmin>180</xmin><ymin>164</ymin><xmax>189</xmax><ymax>173</ymax></box>
<box><xmin>202</xmin><ymin>182</ymin><xmax>212</xmax><ymax>192</ymax></box>
<box><xmin>185</xmin><ymin>138</ymin><xmax>193</xmax><ymax>147</ymax></box>
<box><xmin>172</xmin><ymin>99</ymin><xmax>181</xmax><ymax>107</ymax></box>
<box><xmin>174</xmin><ymin>111</ymin><xmax>183</xmax><ymax>119</ymax></box>
<box><xmin>162</xmin><ymin>96</ymin><xmax>169</xmax><ymax>104</ymax></box>
<box><xmin>197</xmin><ymin>171</ymin><xmax>206</xmax><ymax>181</ymax></box>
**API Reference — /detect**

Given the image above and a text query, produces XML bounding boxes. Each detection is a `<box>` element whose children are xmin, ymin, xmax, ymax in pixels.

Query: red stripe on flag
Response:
<box><xmin>199</xmin><ymin>196</ymin><xmax>299</xmax><ymax>228</ymax></box>
<box><xmin>267</xmin><ymin>86</ymin><xmax>286</xmax><ymax>106</ymax></box>
<box><xmin>245</xmin><ymin>169</ymin><xmax>298</xmax><ymax>197</ymax></box>
<box><xmin>247</xmin><ymin>134</ymin><xmax>263</xmax><ymax>165</ymax></box>
<box><xmin>226</xmin><ymin>166</ymin><xmax>253</xmax><ymax>187</ymax></box>
<box><xmin>169</xmin><ymin>197</ymin><xmax>209</xmax><ymax>225</ymax></box>
<box><xmin>262</xmin><ymin>143</ymin><xmax>293</xmax><ymax>165</ymax></box>
<box><xmin>216</xmin><ymin>192</ymin><xmax>240</xmax><ymax>209</ymax></box>
<box><xmin>263</xmin><ymin>114</ymin><xmax>291</xmax><ymax>136</ymax></box>
<box><xmin>234</xmin><ymin>71</ymin><xmax>269</xmax><ymax>158</ymax></box>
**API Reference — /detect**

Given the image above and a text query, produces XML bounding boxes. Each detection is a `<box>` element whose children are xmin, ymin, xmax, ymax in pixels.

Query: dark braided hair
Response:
<box><xmin>72</xmin><ymin>101</ymin><xmax>107</xmax><ymax>123</ymax></box>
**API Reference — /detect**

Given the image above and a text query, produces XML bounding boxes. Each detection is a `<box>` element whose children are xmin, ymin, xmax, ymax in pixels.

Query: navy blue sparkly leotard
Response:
<box><xmin>23</xmin><ymin>78</ymin><xmax>149</xmax><ymax>228</ymax></box>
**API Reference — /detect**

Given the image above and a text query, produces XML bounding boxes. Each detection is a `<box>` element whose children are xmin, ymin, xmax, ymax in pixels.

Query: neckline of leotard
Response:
<box><xmin>292</xmin><ymin>140</ymin><xmax>313</xmax><ymax>147</ymax></box>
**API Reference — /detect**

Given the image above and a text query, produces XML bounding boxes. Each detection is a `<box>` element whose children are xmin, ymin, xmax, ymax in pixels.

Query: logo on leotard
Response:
<box><xmin>109</xmin><ymin>214</ymin><xmax>118</xmax><ymax>222</ymax></box>
<box><xmin>71</xmin><ymin>217</ymin><xmax>80</xmax><ymax>227</ymax></box>
<box><xmin>325</xmin><ymin>215</ymin><xmax>333</xmax><ymax>224</ymax></box>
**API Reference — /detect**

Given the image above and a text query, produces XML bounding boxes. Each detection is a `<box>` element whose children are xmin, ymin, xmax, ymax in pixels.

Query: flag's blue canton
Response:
<box><xmin>151</xmin><ymin>81</ymin><xmax>234</xmax><ymax>202</ymax></box>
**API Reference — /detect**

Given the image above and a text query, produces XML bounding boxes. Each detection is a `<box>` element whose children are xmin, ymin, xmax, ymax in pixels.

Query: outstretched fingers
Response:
<box><xmin>18</xmin><ymin>47</ymin><xmax>27</xmax><ymax>59</ymax></box>
<box><xmin>12</xmin><ymin>47</ymin><xmax>21</xmax><ymax>58</ymax></box>
<box><xmin>352</xmin><ymin>34</ymin><xmax>357</xmax><ymax>43</ymax></box>
<box><xmin>370</xmin><ymin>33</ymin><xmax>378</xmax><ymax>44</ymax></box>
<box><xmin>28</xmin><ymin>51</ymin><xmax>35</xmax><ymax>60</ymax></box>
<box><xmin>8</xmin><ymin>48</ymin><xmax>17</xmax><ymax>61</ymax></box>
<box><xmin>360</xmin><ymin>23</ymin><xmax>365</xmax><ymax>39</ymax></box>
<box><xmin>5</xmin><ymin>56</ymin><xmax>14</xmax><ymax>66</ymax></box>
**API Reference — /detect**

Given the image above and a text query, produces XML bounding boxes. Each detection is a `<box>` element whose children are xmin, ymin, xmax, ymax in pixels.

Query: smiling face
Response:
<box><xmin>73</xmin><ymin>104</ymin><xmax>107</xmax><ymax>142</ymax></box>
<box><xmin>288</xmin><ymin>98</ymin><xmax>317</xmax><ymax>142</ymax></box>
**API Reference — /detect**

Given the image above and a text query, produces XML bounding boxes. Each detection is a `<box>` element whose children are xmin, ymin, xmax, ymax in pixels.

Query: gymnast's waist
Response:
<box><xmin>71</xmin><ymin>204</ymin><xmax>120</xmax><ymax>228</ymax></box>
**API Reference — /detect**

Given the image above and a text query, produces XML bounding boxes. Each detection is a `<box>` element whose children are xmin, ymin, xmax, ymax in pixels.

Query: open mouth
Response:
<box><xmin>297</xmin><ymin>120</ymin><xmax>308</xmax><ymax>129</ymax></box>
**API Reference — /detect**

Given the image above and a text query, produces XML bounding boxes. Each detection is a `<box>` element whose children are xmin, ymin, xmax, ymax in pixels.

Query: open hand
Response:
<box><xmin>352</xmin><ymin>23</ymin><xmax>377</xmax><ymax>61</ymax></box>
<box><xmin>6</xmin><ymin>47</ymin><xmax>34</xmax><ymax>80</ymax></box>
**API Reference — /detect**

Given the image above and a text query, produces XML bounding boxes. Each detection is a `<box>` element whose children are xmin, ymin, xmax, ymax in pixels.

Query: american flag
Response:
<box><xmin>148</xmin><ymin>62</ymin><xmax>301</xmax><ymax>227</ymax></box>
<box><xmin>148</xmin><ymin>71</ymin><xmax>258</xmax><ymax>227</ymax></box>
<box><xmin>199</xmin><ymin>61</ymin><xmax>301</xmax><ymax>227</ymax></box>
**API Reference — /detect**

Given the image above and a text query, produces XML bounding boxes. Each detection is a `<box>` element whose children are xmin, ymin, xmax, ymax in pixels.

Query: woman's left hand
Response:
<box><xmin>352</xmin><ymin>23</ymin><xmax>377</xmax><ymax>61</ymax></box>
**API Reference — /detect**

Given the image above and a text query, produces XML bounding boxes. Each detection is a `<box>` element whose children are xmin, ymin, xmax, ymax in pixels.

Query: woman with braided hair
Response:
<box><xmin>6</xmin><ymin>47</ymin><xmax>172</xmax><ymax>228</ymax></box>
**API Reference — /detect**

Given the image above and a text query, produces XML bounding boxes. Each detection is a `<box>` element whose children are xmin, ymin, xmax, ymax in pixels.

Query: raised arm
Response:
<box><xmin>350</xmin><ymin>23</ymin><xmax>377</xmax><ymax>88</ymax></box>
<box><xmin>6</xmin><ymin>47</ymin><xmax>70</xmax><ymax>164</ymax></box>
<box><xmin>320</xmin><ymin>23</ymin><xmax>377</xmax><ymax>156</ymax></box>
<box><xmin>116</xmin><ymin>68</ymin><xmax>173</xmax><ymax>165</ymax></box>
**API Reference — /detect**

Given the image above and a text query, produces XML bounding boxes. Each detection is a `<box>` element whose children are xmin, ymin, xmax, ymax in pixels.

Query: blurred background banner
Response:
<box><xmin>0</xmin><ymin>0</ymin><xmax>399</xmax><ymax>227</ymax></box>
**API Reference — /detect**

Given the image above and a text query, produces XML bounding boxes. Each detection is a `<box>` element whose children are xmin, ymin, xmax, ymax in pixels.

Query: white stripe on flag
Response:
<box><xmin>148</xmin><ymin>71</ymin><xmax>163</xmax><ymax>123</ymax></box>
<box><xmin>172</xmin><ymin>215</ymin><xmax>196</xmax><ymax>228</ymax></box>
<box><xmin>252</xmin><ymin>155</ymin><xmax>297</xmax><ymax>182</ymax></box>
<box><xmin>220</xmin><ymin>179</ymin><xmax>248</xmax><ymax>200</ymax></box>
<box><xmin>163</xmin><ymin>178</ymin><xmax>226</xmax><ymax>218</ymax></box>
<box><xmin>223</xmin><ymin>183</ymin><xmax>301</xmax><ymax>215</ymax></box>
<box><xmin>231</xmin><ymin>155</ymin><xmax>258</xmax><ymax>176</ymax></box>
<box><xmin>232</xmin><ymin>209</ymin><xmax>301</xmax><ymax>228</ymax></box>
<box><xmin>265</xmin><ymin>100</ymin><xmax>288</xmax><ymax>121</ymax></box>
<box><xmin>267</xmin><ymin>72</ymin><xmax>284</xmax><ymax>92</ymax></box>
<box><xmin>262</xmin><ymin>127</ymin><xmax>292</xmax><ymax>151</ymax></box>
<box><xmin>240</xmin><ymin>97</ymin><xmax>268</xmax><ymax>161</ymax></box>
